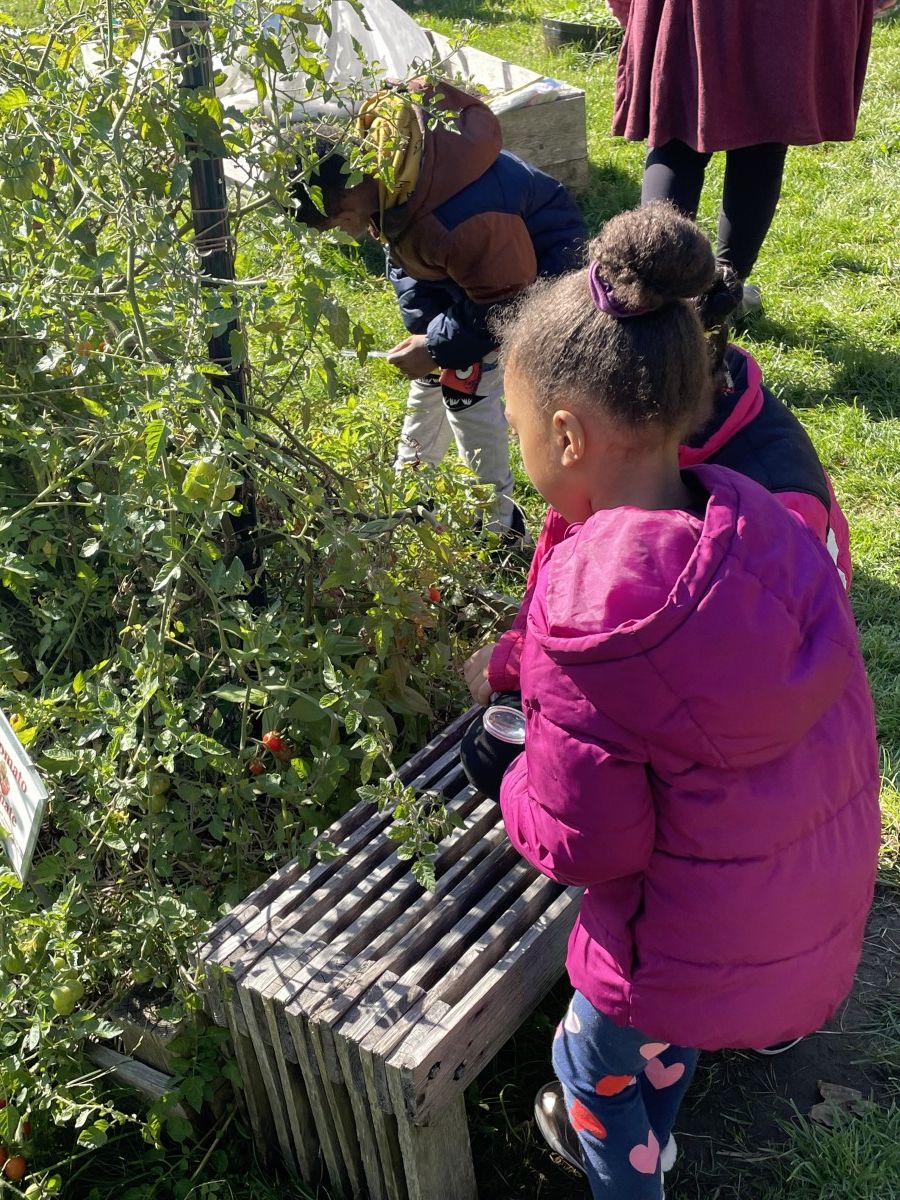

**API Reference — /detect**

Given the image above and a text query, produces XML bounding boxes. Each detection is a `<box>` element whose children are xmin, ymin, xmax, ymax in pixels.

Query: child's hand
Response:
<box><xmin>464</xmin><ymin>644</ymin><xmax>495</xmax><ymax>707</ymax></box>
<box><xmin>387</xmin><ymin>335</ymin><xmax>438</xmax><ymax>379</ymax></box>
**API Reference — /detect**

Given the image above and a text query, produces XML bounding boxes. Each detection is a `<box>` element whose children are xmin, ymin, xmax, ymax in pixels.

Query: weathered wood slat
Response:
<box><xmin>335</xmin><ymin>847</ymin><xmax>530</xmax><ymax>1105</ymax></box>
<box><xmin>197</xmin><ymin>708</ymin><xmax>581</xmax><ymax>1199</ymax></box>
<box><xmin>260</xmin><ymin>988</ymin><xmax>320</xmax><ymax>1178</ymax></box>
<box><xmin>86</xmin><ymin>1045</ymin><xmax>187</xmax><ymax>1118</ymax></box>
<box><xmin>387</xmin><ymin>888</ymin><xmax>580</xmax><ymax>1125</ymax></box>
<box><xmin>307</xmin><ymin>813</ymin><xmax>510</xmax><ymax>1043</ymax></box>
<box><xmin>202</xmin><ymin>725</ymin><xmax>477</xmax><ymax>983</ymax></box>
<box><xmin>237</xmin><ymin>782</ymin><xmax>486</xmax><ymax>1028</ymax></box>
<box><xmin>285</xmin><ymin>1004</ymin><xmax>354</xmax><ymax>1198</ymax></box>
<box><xmin>235</xmin><ymin>983</ymin><xmax>298</xmax><ymax>1171</ymax></box>
<box><xmin>358</xmin><ymin>1039</ymin><xmax>410</xmax><ymax>1200</ymax></box>
<box><xmin>388</xmin><ymin>1088</ymin><xmax>477</xmax><ymax>1200</ymax></box>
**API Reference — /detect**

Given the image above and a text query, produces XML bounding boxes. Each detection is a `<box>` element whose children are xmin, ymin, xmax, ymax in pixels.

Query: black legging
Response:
<box><xmin>642</xmin><ymin>140</ymin><xmax>788</xmax><ymax>281</ymax></box>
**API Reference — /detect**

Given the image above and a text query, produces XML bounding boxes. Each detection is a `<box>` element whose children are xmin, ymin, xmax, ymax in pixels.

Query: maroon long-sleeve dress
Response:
<box><xmin>610</xmin><ymin>0</ymin><xmax>874</xmax><ymax>152</ymax></box>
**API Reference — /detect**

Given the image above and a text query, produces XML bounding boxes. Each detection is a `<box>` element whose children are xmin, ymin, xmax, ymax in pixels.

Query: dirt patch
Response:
<box><xmin>468</xmin><ymin>886</ymin><xmax>900</xmax><ymax>1199</ymax></box>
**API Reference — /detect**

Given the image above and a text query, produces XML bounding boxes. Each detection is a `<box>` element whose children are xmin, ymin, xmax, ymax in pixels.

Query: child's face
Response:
<box><xmin>504</xmin><ymin>367</ymin><xmax>594</xmax><ymax>525</ymax></box>
<box><xmin>505</xmin><ymin>365</ymin><xmax>686</xmax><ymax>522</ymax></box>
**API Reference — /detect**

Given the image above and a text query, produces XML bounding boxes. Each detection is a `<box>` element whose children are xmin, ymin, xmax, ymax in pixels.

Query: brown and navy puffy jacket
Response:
<box><xmin>488</xmin><ymin>346</ymin><xmax>853</xmax><ymax>693</ymax></box>
<box><xmin>382</xmin><ymin>80</ymin><xmax>587</xmax><ymax>369</ymax></box>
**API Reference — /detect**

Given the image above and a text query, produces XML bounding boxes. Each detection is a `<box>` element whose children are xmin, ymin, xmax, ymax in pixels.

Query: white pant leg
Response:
<box><xmin>394</xmin><ymin>375</ymin><xmax>453</xmax><ymax>468</ymax></box>
<box><xmin>444</xmin><ymin>357</ymin><xmax>515</xmax><ymax>530</ymax></box>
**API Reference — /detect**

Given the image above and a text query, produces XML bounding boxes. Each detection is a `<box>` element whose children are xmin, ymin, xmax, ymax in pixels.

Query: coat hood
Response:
<box><xmin>530</xmin><ymin>465</ymin><xmax>857</xmax><ymax>769</ymax></box>
<box><xmin>381</xmin><ymin>79</ymin><xmax>502</xmax><ymax>237</ymax></box>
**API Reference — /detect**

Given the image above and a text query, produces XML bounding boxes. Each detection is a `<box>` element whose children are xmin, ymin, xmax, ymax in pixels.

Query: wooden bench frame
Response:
<box><xmin>197</xmin><ymin>709</ymin><xmax>579</xmax><ymax>1198</ymax></box>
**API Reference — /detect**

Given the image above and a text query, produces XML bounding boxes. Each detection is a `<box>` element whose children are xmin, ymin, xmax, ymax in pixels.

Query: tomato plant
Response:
<box><xmin>0</xmin><ymin>0</ymin><xmax>493</xmax><ymax>1186</ymax></box>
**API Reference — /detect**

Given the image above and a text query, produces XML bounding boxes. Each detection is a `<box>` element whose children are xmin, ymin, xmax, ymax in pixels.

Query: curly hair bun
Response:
<box><xmin>590</xmin><ymin>201</ymin><xmax>716</xmax><ymax>313</ymax></box>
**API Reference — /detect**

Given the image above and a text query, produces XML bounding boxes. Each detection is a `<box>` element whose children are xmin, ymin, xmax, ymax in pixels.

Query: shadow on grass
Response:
<box><xmin>741</xmin><ymin>313</ymin><xmax>900</xmax><ymax>421</ymax></box>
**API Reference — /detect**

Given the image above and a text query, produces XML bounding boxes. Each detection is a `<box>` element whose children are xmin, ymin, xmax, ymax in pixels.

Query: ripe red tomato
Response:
<box><xmin>3</xmin><ymin>1155</ymin><xmax>27</xmax><ymax>1181</ymax></box>
<box><xmin>248</xmin><ymin>759</ymin><xmax>266</xmax><ymax>776</ymax></box>
<box><xmin>427</xmin><ymin>586</ymin><xmax>441</xmax><ymax>603</ymax></box>
<box><xmin>261</xmin><ymin>731</ymin><xmax>286</xmax><ymax>754</ymax></box>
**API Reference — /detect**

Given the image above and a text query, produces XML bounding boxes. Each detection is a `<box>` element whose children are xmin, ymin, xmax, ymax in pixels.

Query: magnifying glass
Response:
<box><xmin>483</xmin><ymin>705</ymin><xmax>526</xmax><ymax>745</ymax></box>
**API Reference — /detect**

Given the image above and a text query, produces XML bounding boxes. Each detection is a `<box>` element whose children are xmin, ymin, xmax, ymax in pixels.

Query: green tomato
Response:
<box><xmin>145</xmin><ymin>791</ymin><xmax>167</xmax><ymax>814</ymax></box>
<box><xmin>2</xmin><ymin>951</ymin><xmax>25</xmax><ymax>975</ymax></box>
<box><xmin>148</xmin><ymin>772</ymin><xmax>171</xmax><ymax>796</ymax></box>
<box><xmin>51</xmin><ymin>979</ymin><xmax>84</xmax><ymax>1016</ymax></box>
<box><xmin>182</xmin><ymin>459</ymin><xmax>218</xmax><ymax>500</ymax></box>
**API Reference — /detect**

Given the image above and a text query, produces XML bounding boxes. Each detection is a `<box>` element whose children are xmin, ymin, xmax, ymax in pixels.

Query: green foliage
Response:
<box><xmin>0</xmin><ymin>0</ymin><xmax>492</xmax><ymax>1185</ymax></box>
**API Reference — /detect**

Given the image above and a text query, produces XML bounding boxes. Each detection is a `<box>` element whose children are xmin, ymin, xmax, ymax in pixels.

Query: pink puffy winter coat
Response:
<box><xmin>500</xmin><ymin>464</ymin><xmax>881</xmax><ymax>1050</ymax></box>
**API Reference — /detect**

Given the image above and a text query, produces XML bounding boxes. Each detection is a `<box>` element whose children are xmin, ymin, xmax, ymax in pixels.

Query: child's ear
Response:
<box><xmin>553</xmin><ymin>410</ymin><xmax>585</xmax><ymax>466</ymax></box>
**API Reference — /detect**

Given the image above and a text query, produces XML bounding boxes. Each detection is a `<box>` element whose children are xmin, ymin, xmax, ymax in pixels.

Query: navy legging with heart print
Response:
<box><xmin>553</xmin><ymin>991</ymin><xmax>699</xmax><ymax>1198</ymax></box>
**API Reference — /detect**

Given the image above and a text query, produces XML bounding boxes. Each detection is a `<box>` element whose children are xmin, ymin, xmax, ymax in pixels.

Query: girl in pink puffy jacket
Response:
<box><xmin>480</xmin><ymin>202</ymin><xmax>881</xmax><ymax>1199</ymax></box>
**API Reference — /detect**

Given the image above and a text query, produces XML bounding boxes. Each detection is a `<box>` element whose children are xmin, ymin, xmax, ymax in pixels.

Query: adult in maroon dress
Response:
<box><xmin>607</xmin><ymin>0</ymin><xmax>875</xmax><ymax>306</ymax></box>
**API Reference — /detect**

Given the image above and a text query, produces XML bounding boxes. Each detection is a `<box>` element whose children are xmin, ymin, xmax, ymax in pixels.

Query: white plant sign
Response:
<box><xmin>0</xmin><ymin>710</ymin><xmax>48</xmax><ymax>884</ymax></box>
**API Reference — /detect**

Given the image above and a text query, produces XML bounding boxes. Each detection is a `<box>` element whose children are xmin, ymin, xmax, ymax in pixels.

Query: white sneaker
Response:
<box><xmin>660</xmin><ymin>1134</ymin><xmax>677</xmax><ymax>1172</ymax></box>
<box><xmin>755</xmin><ymin>1036</ymin><xmax>804</xmax><ymax>1056</ymax></box>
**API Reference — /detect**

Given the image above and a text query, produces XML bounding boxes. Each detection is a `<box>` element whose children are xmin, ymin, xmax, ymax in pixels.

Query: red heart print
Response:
<box><xmin>595</xmin><ymin>1073</ymin><xmax>635</xmax><ymax>1097</ymax></box>
<box><xmin>628</xmin><ymin>1130</ymin><xmax>660</xmax><ymax>1174</ymax></box>
<box><xmin>644</xmin><ymin>1057</ymin><xmax>685</xmax><ymax>1090</ymax></box>
<box><xmin>570</xmin><ymin>1099</ymin><xmax>607</xmax><ymax>1140</ymax></box>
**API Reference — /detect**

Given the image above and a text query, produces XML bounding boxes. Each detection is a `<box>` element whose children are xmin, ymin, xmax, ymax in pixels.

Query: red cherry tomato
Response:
<box><xmin>427</xmin><ymin>586</ymin><xmax>441</xmax><ymax>603</ymax></box>
<box><xmin>3</xmin><ymin>1155</ymin><xmax>27</xmax><ymax>1181</ymax></box>
<box><xmin>248</xmin><ymin>759</ymin><xmax>266</xmax><ymax>776</ymax></box>
<box><xmin>261</xmin><ymin>731</ymin><xmax>286</xmax><ymax>754</ymax></box>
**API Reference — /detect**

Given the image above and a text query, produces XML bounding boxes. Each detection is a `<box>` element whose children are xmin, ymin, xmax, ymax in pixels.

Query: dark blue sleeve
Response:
<box><xmin>388</xmin><ymin>260</ymin><xmax>497</xmax><ymax>368</ymax></box>
<box><xmin>388</xmin><ymin>260</ymin><xmax>450</xmax><ymax>335</ymax></box>
<box><xmin>424</xmin><ymin>301</ymin><xmax>497</xmax><ymax>369</ymax></box>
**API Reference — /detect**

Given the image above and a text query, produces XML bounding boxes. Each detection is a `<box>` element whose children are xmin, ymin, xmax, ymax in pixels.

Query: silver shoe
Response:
<box><xmin>734</xmin><ymin>282</ymin><xmax>763</xmax><ymax>321</ymax></box>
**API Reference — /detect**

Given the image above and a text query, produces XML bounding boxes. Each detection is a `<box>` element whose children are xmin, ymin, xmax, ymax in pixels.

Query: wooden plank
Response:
<box><xmin>306</xmin><ymin>1020</ymin><xmax>366</xmax><ymax>1198</ymax></box>
<box><xmin>358</xmin><ymin>1040</ymin><xmax>410</xmax><ymax>1200</ymax></box>
<box><xmin>387</xmin><ymin>888</ymin><xmax>579</xmax><ymax>1125</ymax></box>
<box><xmin>240</xmin><ymin>784</ymin><xmax>488</xmax><ymax>1021</ymax></box>
<box><xmin>388</xmin><ymin>1088</ymin><xmax>477</xmax><ymax>1200</ymax></box>
<box><xmin>336</xmin><ymin>846</ymin><xmax>528</xmax><ymax>1100</ymax></box>
<box><xmin>322</xmin><ymin>1024</ymin><xmax>389</xmax><ymax>1200</ymax></box>
<box><xmin>200</xmin><ymin>707</ymin><xmax>478</xmax><ymax>965</ymax></box>
<box><xmin>86</xmin><ymin>1045</ymin><xmax>187</xmax><ymax>1118</ymax></box>
<box><xmin>223</xmin><ymin>999</ymin><xmax>277</xmax><ymax>1164</ymax></box>
<box><xmin>307</xmin><ymin>809</ymin><xmax>508</xmax><ymax>1042</ymax></box>
<box><xmin>259</xmin><ymin>989</ymin><xmax>320</xmax><ymax>1180</ymax></box>
<box><xmin>551</xmin><ymin>156</ymin><xmax>590</xmax><ymax>195</ymax></box>
<box><xmin>285</xmin><ymin>1005</ymin><xmax>353</xmax><ymax>1199</ymax></box>
<box><xmin>235</xmin><ymin>984</ymin><xmax>299</xmax><ymax>1171</ymax></box>
<box><xmin>357</xmin><ymin>858</ymin><xmax>541</xmax><ymax>1111</ymax></box>
<box><xmin>499</xmin><ymin>92</ymin><xmax>587</xmax><ymax>170</ymax></box>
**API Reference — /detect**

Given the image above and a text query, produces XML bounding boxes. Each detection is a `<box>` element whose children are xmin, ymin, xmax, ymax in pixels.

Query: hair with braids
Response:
<box><xmin>497</xmin><ymin>202</ymin><xmax>718</xmax><ymax>437</ymax></box>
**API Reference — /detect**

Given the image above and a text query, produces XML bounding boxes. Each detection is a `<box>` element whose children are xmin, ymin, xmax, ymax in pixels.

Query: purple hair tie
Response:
<box><xmin>589</xmin><ymin>260</ymin><xmax>652</xmax><ymax>319</ymax></box>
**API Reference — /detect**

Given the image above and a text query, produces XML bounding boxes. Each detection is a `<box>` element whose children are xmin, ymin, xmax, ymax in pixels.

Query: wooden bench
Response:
<box><xmin>197</xmin><ymin>708</ymin><xmax>579</xmax><ymax>1199</ymax></box>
